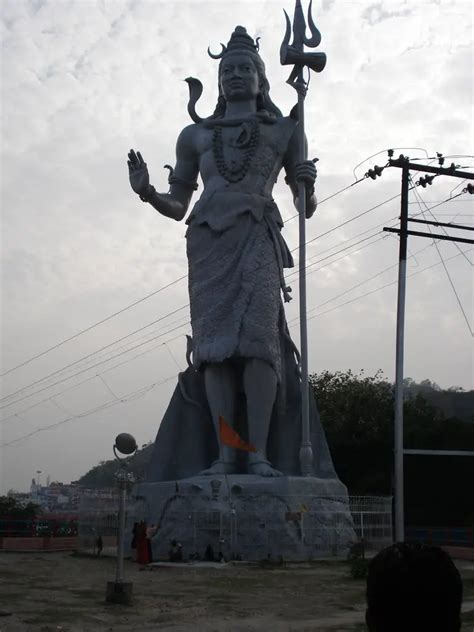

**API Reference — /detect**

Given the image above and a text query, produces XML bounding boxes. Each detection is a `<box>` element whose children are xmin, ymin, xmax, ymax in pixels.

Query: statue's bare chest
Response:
<box><xmin>196</xmin><ymin>119</ymin><xmax>293</xmax><ymax>186</ymax></box>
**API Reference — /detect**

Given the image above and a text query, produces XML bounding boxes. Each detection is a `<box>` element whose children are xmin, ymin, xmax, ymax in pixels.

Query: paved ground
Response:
<box><xmin>0</xmin><ymin>551</ymin><xmax>473</xmax><ymax>631</ymax></box>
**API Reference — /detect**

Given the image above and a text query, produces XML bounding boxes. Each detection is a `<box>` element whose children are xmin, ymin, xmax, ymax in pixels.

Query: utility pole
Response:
<box><xmin>383</xmin><ymin>152</ymin><xmax>474</xmax><ymax>542</ymax></box>
<box><xmin>393</xmin><ymin>162</ymin><xmax>409</xmax><ymax>543</ymax></box>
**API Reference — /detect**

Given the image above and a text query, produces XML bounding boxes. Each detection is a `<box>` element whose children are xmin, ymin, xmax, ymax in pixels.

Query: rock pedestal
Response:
<box><xmin>130</xmin><ymin>475</ymin><xmax>355</xmax><ymax>562</ymax></box>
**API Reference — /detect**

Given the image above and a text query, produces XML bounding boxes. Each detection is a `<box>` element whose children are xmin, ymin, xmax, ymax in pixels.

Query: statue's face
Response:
<box><xmin>219</xmin><ymin>53</ymin><xmax>260</xmax><ymax>102</ymax></box>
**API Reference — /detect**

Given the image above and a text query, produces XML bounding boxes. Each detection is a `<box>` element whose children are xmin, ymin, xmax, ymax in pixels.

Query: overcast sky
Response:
<box><xmin>1</xmin><ymin>0</ymin><xmax>472</xmax><ymax>494</ymax></box>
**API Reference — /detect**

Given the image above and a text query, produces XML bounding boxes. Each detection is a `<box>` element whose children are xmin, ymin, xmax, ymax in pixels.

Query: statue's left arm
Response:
<box><xmin>282</xmin><ymin>124</ymin><xmax>317</xmax><ymax>219</ymax></box>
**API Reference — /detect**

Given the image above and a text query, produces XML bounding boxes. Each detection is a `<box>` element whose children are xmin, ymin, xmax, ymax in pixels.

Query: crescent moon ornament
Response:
<box><xmin>207</xmin><ymin>43</ymin><xmax>226</xmax><ymax>59</ymax></box>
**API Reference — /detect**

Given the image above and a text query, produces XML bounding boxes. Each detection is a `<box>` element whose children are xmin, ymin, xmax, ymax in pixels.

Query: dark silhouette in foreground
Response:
<box><xmin>366</xmin><ymin>542</ymin><xmax>463</xmax><ymax>632</ymax></box>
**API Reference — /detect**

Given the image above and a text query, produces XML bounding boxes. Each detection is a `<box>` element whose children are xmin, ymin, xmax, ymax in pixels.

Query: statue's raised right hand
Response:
<box><xmin>128</xmin><ymin>149</ymin><xmax>150</xmax><ymax>198</ymax></box>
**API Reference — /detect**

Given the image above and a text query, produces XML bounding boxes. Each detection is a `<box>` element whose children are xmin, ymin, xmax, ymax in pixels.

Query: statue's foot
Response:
<box><xmin>200</xmin><ymin>460</ymin><xmax>236</xmax><ymax>475</ymax></box>
<box><xmin>248</xmin><ymin>459</ymin><xmax>283</xmax><ymax>477</ymax></box>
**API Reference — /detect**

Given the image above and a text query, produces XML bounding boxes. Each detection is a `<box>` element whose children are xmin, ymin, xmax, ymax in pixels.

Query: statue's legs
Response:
<box><xmin>201</xmin><ymin>362</ymin><xmax>237</xmax><ymax>475</ymax></box>
<box><xmin>244</xmin><ymin>358</ymin><xmax>283</xmax><ymax>477</ymax></box>
<box><xmin>201</xmin><ymin>358</ymin><xmax>282</xmax><ymax>477</ymax></box>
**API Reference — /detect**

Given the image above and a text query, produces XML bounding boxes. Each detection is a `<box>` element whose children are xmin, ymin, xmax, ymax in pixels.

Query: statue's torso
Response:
<box><xmin>194</xmin><ymin>116</ymin><xmax>296</xmax><ymax>197</ymax></box>
<box><xmin>186</xmin><ymin>116</ymin><xmax>297</xmax><ymax>230</ymax></box>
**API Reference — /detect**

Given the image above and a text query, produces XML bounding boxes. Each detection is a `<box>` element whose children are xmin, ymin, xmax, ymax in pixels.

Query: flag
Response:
<box><xmin>219</xmin><ymin>416</ymin><xmax>257</xmax><ymax>452</ymax></box>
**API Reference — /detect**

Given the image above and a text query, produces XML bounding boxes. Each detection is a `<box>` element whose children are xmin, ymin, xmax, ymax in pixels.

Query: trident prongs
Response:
<box><xmin>280</xmin><ymin>0</ymin><xmax>326</xmax><ymax>92</ymax></box>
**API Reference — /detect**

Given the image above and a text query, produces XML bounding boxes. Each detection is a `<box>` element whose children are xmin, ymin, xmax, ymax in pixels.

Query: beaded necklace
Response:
<box><xmin>212</xmin><ymin>118</ymin><xmax>259</xmax><ymax>183</ymax></box>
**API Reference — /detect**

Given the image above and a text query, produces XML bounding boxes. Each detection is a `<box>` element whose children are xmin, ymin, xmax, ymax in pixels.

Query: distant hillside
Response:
<box><xmin>78</xmin><ymin>443</ymin><xmax>153</xmax><ymax>489</ymax></box>
<box><xmin>404</xmin><ymin>381</ymin><xmax>473</xmax><ymax>423</ymax></box>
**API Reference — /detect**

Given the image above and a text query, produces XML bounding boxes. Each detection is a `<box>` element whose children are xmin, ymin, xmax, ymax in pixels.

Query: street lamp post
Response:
<box><xmin>105</xmin><ymin>433</ymin><xmax>137</xmax><ymax>605</ymax></box>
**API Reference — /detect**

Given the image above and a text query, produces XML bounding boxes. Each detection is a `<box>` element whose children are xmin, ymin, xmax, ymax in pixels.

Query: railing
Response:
<box><xmin>0</xmin><ymin>516</ymin><xmax>78</xmax><ymax>538</ymax></box>
<box><xmin>77</xmin><ymin>493</ymin><xmax>393</xmax><ymax>559</ymax></box>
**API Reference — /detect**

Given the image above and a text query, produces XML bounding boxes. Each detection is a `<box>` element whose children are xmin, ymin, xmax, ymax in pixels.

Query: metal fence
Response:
<box><xmin>349</xmin><ymin>496</ymin><xmax>393</xmax><ymax>551</ymax></box>
<box><xmin>77</xmin><ymin>491</ymin><xmax>392</xmax><ymax>559</ymax></box>
<box><xmin>133</xmin><ymin>492</ymin><xmax>391</xmax><ymax>559</ymax></box>
<box><xmin>177</xmin><ymin>495</ymin><xmax>392</xmax><ymax>559</ymax></box>
<box><xmin>0</xmin><ymin>516</ymin><xmax>78</xmax><ymax>538</ymax></box>
<box><xmin>77</xmin><ymin>489</ymin><xmax>120</xmax><ymax>549</ymax></box>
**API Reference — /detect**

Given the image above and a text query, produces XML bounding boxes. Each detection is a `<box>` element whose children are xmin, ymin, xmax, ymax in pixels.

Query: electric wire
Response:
<box><xmin>4</xmin><ymin>150</ymin><xmax>472</xmax><ymax>380</ymax></box>
<box><xmin>297</xmin><ymin>248</ymin><xmax>473</xmax><ymax>324</ymax></box>
<box><xmin>286</xmin><ymin>231</ymin><xmax>385</xmax><ymax>281</ymax></box>
<box><xmin>1</xmin><ymin>374</ymin><xmax>178</xmax><ymax>448</ymax></box>
<box><xmin>411</xmin><ymin>182</ymin><xmax>473</xmax><ymax>336</ymax></box>
<box><xmin>7</xmin><ymin>245</ymin><xmax>471</xmax><ymax>447</ymax></box>
<box><xmin>284</xmin><ymin>175</ymin><xmax>368</xmax><ymax>223</ymax></box>
<box><xmin>0</xmin><ymin>181</ymin><xmax>396</xmax><ymax>399</ymax></box>
<box><xmin>1</xmin><ymin>176</ymin><xmax>373</xmax><ymax>379</ymax></box>
<box><xmin>0</xmin><ymin>303</ymin><xmax>189</xmax><ymax>404</ymax></box>
<box><xmin>352</xmin><ymin>147</ymin><xmax>429</xmax><ymax>180</ymax></box>
<box><xmin>2</xmin><ymin>182</ymin><xmax>470</xmax><ymax>410</ymax></box>
<box><xmin>0</xmin><ymin>320</ymin><xmax>191</xmax><ymax>412</ymax></box>
<box><xmin>0</xmin><ymin>230</ymin><xmax>391</xmax><ymax>417</ymax></box>
<box><xmin>288</xmin><ymin>242</ymin><xmax>434</xmax><ymax>326</ymax></box>
<box><xmin>0</xmin><ymin>329</ymin><xmax>187</xmax><ymax>425</ymax></box>
<box><xmin>0</xmin><ymin>274</ymin><xmax>188</xmax><ymax>378</ymax></box>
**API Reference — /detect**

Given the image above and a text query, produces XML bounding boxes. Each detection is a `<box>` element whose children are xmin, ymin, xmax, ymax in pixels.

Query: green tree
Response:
<box><xmin>310</xmin><ymin>370</ymin><xmax>474</xmax><ymax>527</ymax></box>
<box><xmin>310</xmin><ymin>369</ymin><xmax>394</xmax><ymax>494</ymax></box>
<box><xmin>0</xmin><ymin>496</ymin><xmax>39</xmax><ymax>518</ymax></box>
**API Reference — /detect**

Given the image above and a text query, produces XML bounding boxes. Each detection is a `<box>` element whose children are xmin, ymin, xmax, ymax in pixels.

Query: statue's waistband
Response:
<box><xmin>186</xmin><ymin>191</ymin><xmax>283</xmax><ymax>231</ymax></box>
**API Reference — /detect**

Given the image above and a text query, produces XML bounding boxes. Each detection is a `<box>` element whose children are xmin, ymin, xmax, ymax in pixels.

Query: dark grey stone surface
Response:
<box><xmin>131</xmin><ymin>475</ymin><xmax>355</xmax><ymax>562</ymax></box>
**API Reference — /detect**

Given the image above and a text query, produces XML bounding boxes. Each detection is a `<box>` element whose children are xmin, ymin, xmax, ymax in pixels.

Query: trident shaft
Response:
<box><xmin>281</xmin><ymin>0</ymin><xmax>326</xmax><ymax>477</ymax></box>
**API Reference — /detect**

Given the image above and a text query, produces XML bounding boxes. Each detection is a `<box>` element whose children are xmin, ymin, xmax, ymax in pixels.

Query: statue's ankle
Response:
<box><xmin>200</xmin><ymin>460</ymin><xmax>236</xmax><ymax>475</ymax></box>
<box><xmin>248</xmin><ymin>450</ymin><xmax>268</xmax><ymax>464</ymax></box>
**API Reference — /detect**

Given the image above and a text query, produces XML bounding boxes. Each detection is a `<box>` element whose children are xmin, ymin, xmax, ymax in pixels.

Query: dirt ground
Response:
<box><xmin>0</xmin><ymin>551</ymin><xmax>473</xmax><ymax>631</ymax></box>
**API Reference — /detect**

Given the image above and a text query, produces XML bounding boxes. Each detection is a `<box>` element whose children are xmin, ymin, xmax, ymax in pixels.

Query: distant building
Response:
<box><xmin>9</xmin><ymin>481</ymin><xmax>117</xmax><ymax>516</ymax></box>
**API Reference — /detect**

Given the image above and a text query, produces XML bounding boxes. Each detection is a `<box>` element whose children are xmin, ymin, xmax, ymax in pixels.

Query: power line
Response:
<box><xmin>10</xmin><ymin>250</ymin><xmax>467</xmax><ymax>447</ymax></box>
<box><xmin>411</xmin><ymin>183</ymin><xmax>473</xmax><ymax>336</ymax></box>
<box><xmin>2</xmin><ymin>225</ymin><xmax>469</xmax><ymax>427</ymax></box>
<box><xmin>287</xmin><ymin>186</ymin><xmax>466</xmax><ymax>284</ymax></box>
<box><xmin>284</xmin><ymin>174</ymin><xmax>368</xmax><ymax>223</ymax></box>
<box><xmin>0</xmin><ymin>231</ymin><xmax>389</xmax><ymax>416</ymax></box>
<box><xmin>0</xmin><ymin>274</ymin><xmax>188</xmax><ymax>378</ymax></box>
<box><xmin>299</xmin><ymin>193</ymin><xmax>401</xmax><ymax>249</ymax></box>
<box><xmin>0</xmin><ymin>184</ymin><xmax>398</xmax><ymax>397</ymax></box>
<box><xmin>298</xmin><ymin>248</ymin><xmax>473</xmax><ymax>324</ymax></box>
<box><xmin>0</xmin><ymin>175</ymin><xmax>382</xmax><ymax>380</ymax></box>
<box><xmin>0</xmin><ymin>304</ymin><xmax>189</xmax><ymax>404</ymax></box>
<box><xmin>1</xmin><ymin>237</ymin><xmax>385</xmax><ymax>421</ymax></box>
<box><xmin>2</xmin><ymin>230</ymin><xmax>387</xmax><ymax>409</ymax></box>
<box><xmin>1</xmin><ymin>374</ymin><xmax>177</xmax><ymax>448</ymax></box>
<box><xmin>0</xmin><ymin>329</ymin><xmax>187</xmax><ymax>425</ymax></box>
<box><xmin>287</xmin><ymin>190</ymin><xmax>470</xmax><ymax>290</ymax></box>
<box><xmin>409</xmin><ymin>178</ymin><xmax>473</xmax><ymax>266</ymax></box>
<box><xmin>352</xmin><ymin>147</ymin><xmax>429</xmax><ymax>180</ymax></box>
<box><xmin>287</xmin><ymin>231</ymin><xmax>384</xmax><ymax>281</ymax></box>
<box><xmin>0</xmin><ymin>319</ymin><xmax>190</xmax><ymax>412</ymax></box>
<box><xmin>2</xmin><ymin>182</ymin><xmax>469</xmax><ymax>407</ymax></box>
<box><xmin>288</xmin><ymin>242</ymin><xmax>434</xmax><ymax>327</ymax></box>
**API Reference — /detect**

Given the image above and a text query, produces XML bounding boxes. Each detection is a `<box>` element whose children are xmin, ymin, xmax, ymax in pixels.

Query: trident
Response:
<box><xmin>281</xmin><ymin>0</ymin><xmax>326</xmax><ymax>476</ymax></box>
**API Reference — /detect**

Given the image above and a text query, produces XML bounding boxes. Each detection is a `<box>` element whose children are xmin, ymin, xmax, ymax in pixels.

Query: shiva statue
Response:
<box><xmin>128</xmin><ymin>27</ymin><xmax>322</xmax><ymax>479</ymax></box>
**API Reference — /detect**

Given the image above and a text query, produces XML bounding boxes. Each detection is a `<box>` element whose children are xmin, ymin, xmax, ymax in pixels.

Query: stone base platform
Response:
<box><xmin>130</xmin><ymin>475</ymin><xmax>356</xmax><ymax>562</ymax></box>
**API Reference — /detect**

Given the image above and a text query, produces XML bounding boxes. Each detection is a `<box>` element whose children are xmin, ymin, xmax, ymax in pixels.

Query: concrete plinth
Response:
<box><xmin>105</xmin><ymin>581</ymin><xmax>133</xmax><ymax>604</ymax></box>
<box><xmin>130</xmin><ymin>475</ymin><xmax>355</xmax><ymax>562</ymax></box>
